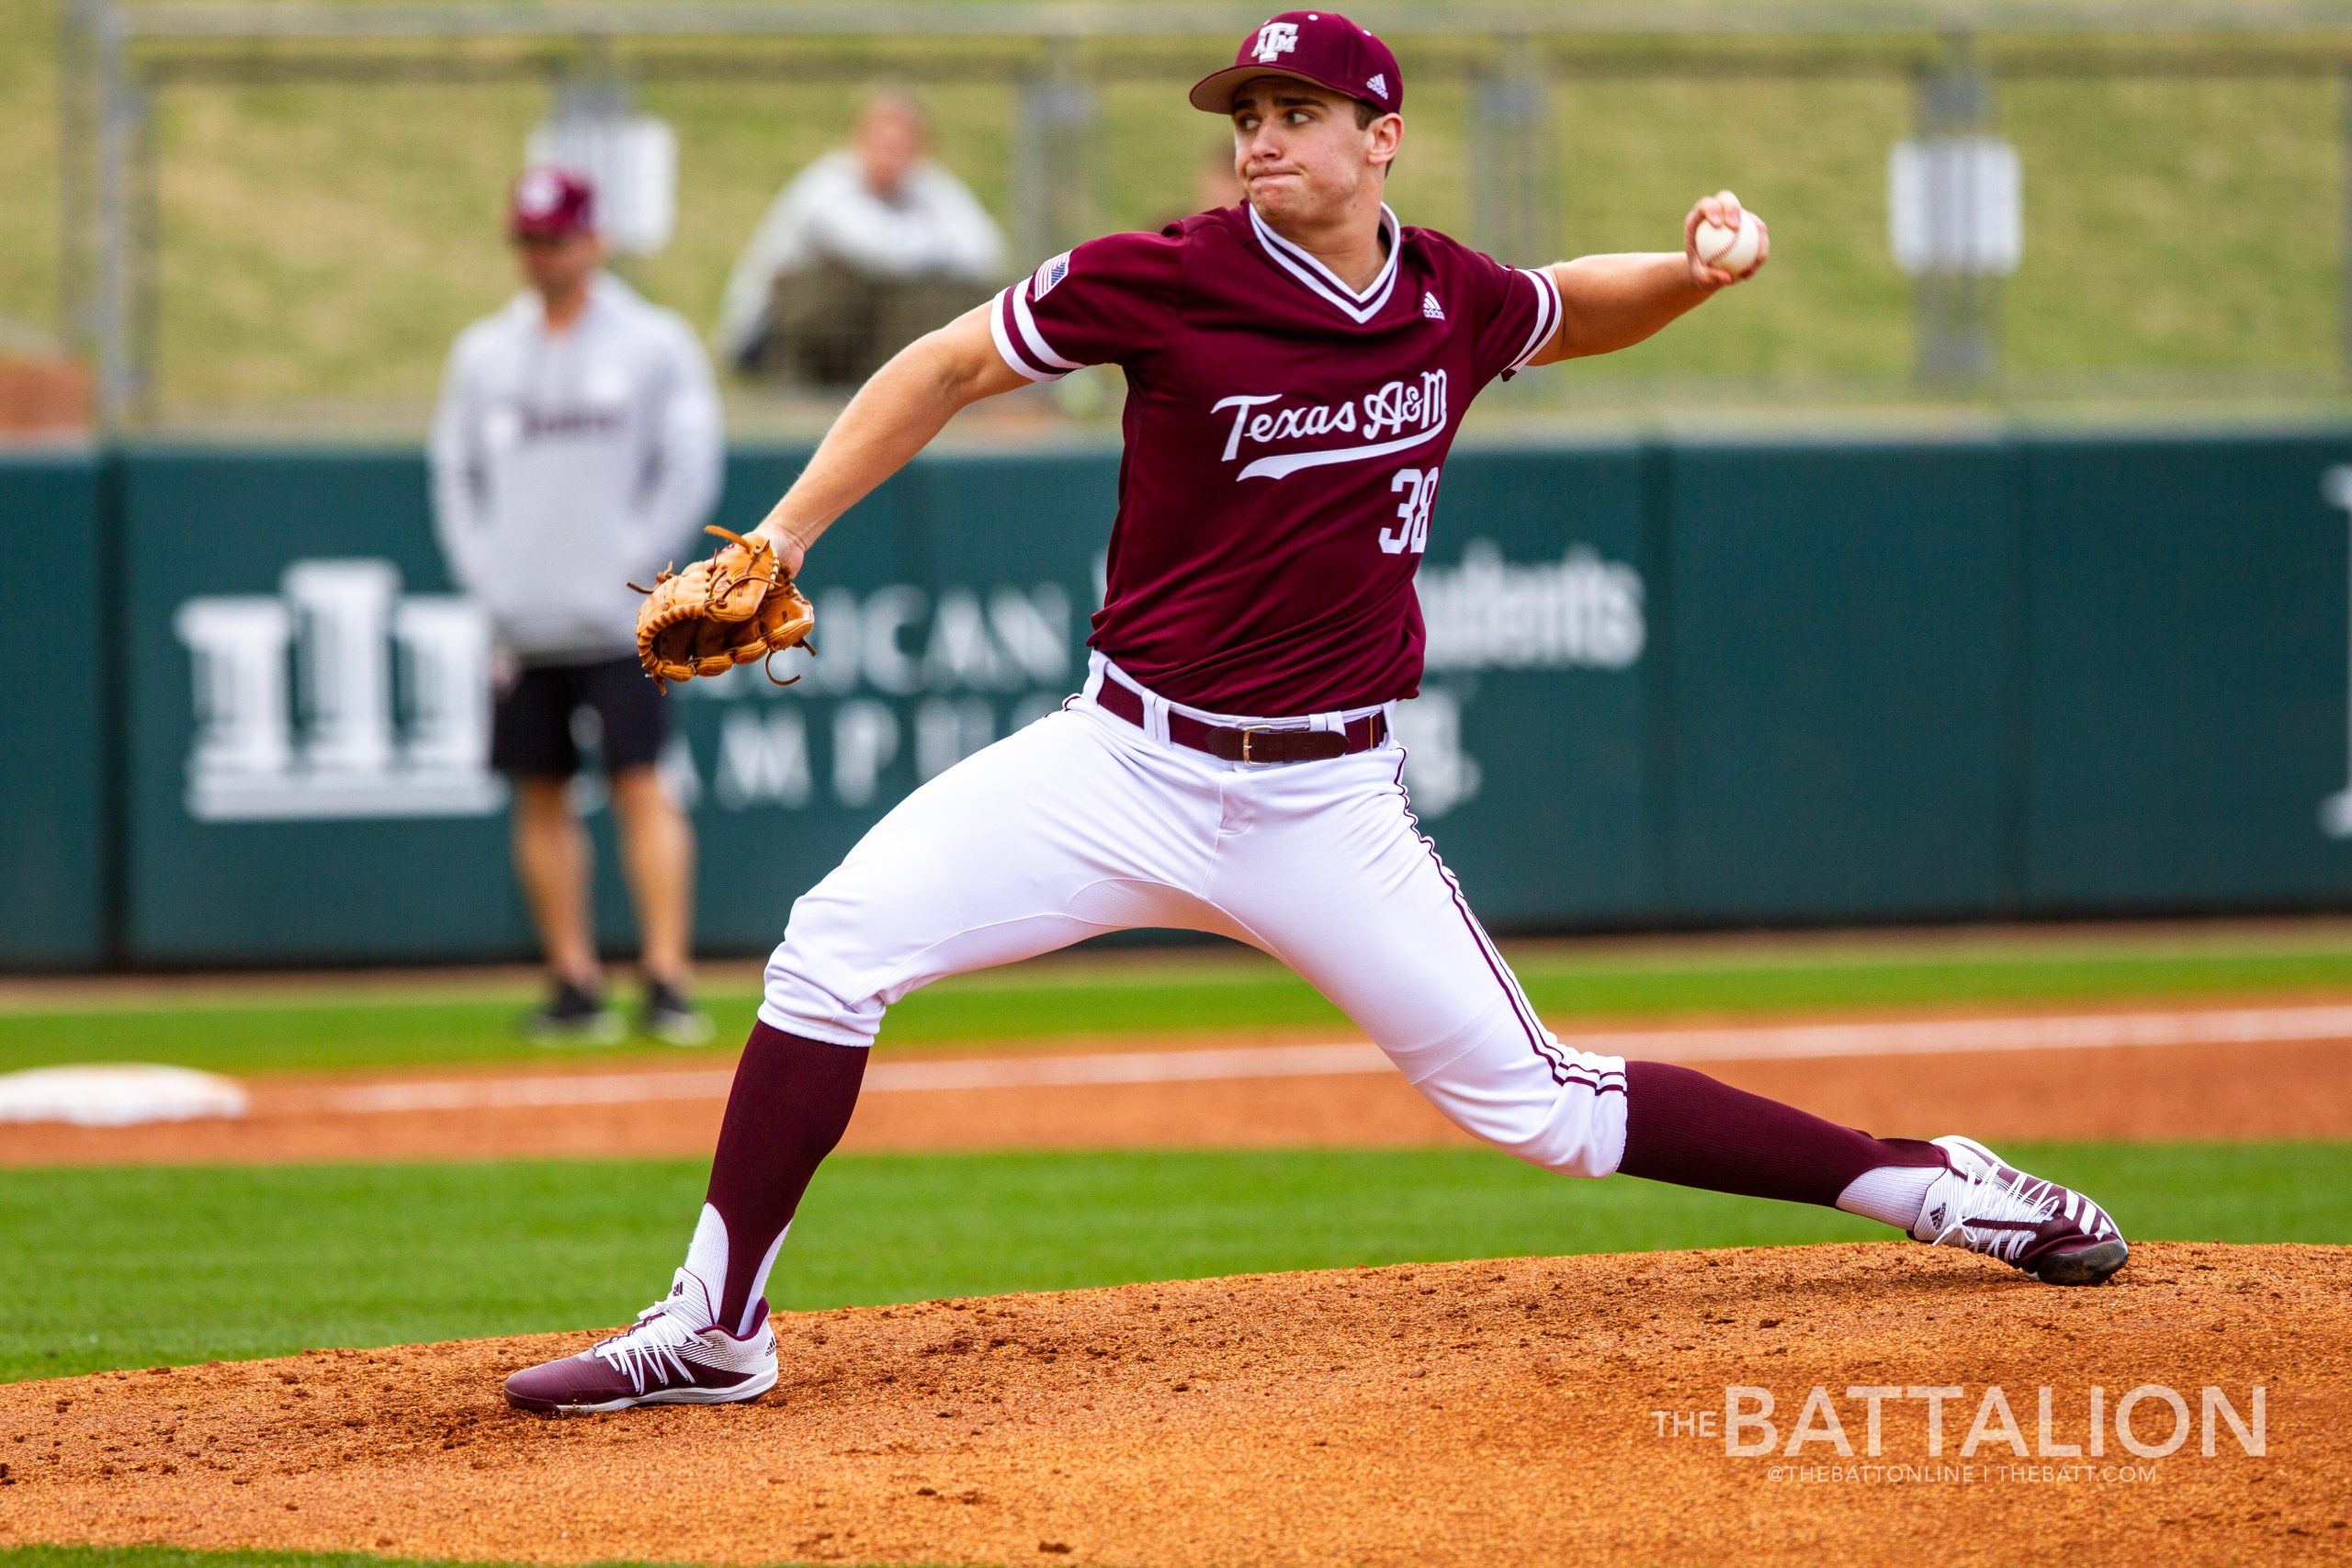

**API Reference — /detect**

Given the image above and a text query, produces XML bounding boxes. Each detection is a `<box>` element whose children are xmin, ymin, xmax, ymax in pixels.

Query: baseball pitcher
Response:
<box><xmin>506</xmin><ymin>14</ymin><xmax>2126</xmax><ymax>1414</ymax></box>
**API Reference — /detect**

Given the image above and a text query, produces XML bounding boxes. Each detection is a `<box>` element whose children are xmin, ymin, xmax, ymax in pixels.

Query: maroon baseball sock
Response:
<box><xmin>687</xmin><ymin>1021</ymin><xmax>868</xmax><ymax>1336</ymax></box>
<box><xmin>1617</xmin><ymin>1059</ymin><xmax>1946</xmax><ymax>1219</ymax></box>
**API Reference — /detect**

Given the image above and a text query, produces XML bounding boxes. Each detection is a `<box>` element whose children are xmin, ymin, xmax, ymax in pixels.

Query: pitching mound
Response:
<box><xmin>4</xmin><ymin>1244</ymin><xmax>2346</xmax><ymax>1566</ymax></box>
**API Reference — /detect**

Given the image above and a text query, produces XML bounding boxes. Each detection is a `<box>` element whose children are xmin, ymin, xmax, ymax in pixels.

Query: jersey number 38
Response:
<box><xmin>1382</xmin><ymin>466</ymin><xmax>1440</xmax><ymax>556</ymax></box>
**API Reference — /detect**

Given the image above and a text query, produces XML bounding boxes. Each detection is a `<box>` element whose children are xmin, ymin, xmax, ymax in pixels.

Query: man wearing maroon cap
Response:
<box><xmin>432</xmin><ymin>166</ymin><xmax>725</xmax><ymax>1048</ymax></box>
<box><xmin>504</xmin><ymin>15</ymin><xmax>2123</xmax><ymax>1414</ymax></box>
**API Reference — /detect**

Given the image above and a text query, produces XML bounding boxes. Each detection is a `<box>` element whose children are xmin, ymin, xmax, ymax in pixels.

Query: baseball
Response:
<box><xmin>1694</xmin><ymin>210</ymin><xmax>1762</xmax><ymax>275</ymax></box>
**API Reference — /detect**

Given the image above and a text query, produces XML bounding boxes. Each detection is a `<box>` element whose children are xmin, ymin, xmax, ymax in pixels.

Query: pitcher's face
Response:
<box><xmin>1229</xmin><ymin>77</ymin><xmax>1397</xmax><ymax>225</ymax></box>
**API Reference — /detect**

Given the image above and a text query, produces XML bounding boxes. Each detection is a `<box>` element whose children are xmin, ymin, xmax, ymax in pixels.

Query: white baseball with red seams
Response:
<box><xmin>760</xmin><ymin>652</ymin><xmax>1631</xmax><ymax>1178</ymax></box>
<box><xmin>1694</xmin><ymin>212</ymin><xmax>1761</xmax><ymax>275</ymax></box>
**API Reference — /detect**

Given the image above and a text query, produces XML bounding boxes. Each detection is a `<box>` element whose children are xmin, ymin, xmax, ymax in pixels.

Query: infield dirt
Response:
<box><xmin>2</xmin><ymin>1243</ymin><xmax>2344</xmax><ymax>1567</ymax></box>
<box><xmin>14</xmin><ymin>999</ymin><xmax>2352</xmax><ymax>1166</ymax></box>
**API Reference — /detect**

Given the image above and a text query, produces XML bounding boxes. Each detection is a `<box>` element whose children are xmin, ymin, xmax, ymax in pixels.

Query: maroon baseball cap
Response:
<box><xmin>508</xmin><ymin>165</ymin><xmax>597</xmax><ymax>240</ymax></box>
<box><xmin>1189</xmin><ymin>11</ymin><xmax>1402</xmax><ymax>118</ymax></box>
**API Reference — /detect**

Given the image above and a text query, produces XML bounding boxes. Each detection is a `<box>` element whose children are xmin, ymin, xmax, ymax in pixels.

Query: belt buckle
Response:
<box><xmin>1238</xmin><ymin>725</ymin><xmax>1270</xmax><ymax>764</ymax></box>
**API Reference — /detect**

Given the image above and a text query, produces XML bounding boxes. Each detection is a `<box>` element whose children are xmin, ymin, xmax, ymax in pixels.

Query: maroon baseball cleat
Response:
<box><xmin>1910</xmin><ymin>1136</ymin><xmax>2128</xmax><ymax>1286</ymax></box>
<box><xmin>504</xmin><ymin>1270</ymin><xmax>777</xmax><ymax>1414</ymax></box>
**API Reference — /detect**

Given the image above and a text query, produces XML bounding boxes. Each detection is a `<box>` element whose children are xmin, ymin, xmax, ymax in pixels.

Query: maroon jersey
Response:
<box><xmin>989</xmin><ymin>201</ymin><xmax>1560</xmax><ymax>714</ymax></box>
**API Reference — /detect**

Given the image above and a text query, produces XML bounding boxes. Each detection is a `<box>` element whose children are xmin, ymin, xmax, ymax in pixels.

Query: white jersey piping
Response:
<box><xmin>989</xmin><ymin>280</ymin><xmax>1080</xmax><ymax>382</ymax></box>
<box><xmin>1247</xmin><ymin>202</ymin><xmax>1403</xmax><ymax>326</ymax></box>
<box><xmin>1506</xmin><ymin>266</ymin><xmax>1563</xmax><ymax>373</ymax></box>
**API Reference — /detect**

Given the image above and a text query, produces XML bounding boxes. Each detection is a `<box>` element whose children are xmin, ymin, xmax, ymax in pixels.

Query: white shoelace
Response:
<box><xmin>591</xmin><ymin>1302</ymin><xmax>697</xmax><ymax>1393</ymax></box>
<box><xmin>1928</xmin><ymin>1163</ymin><xmax>2067</xmax><ymax>1263</ymax></box>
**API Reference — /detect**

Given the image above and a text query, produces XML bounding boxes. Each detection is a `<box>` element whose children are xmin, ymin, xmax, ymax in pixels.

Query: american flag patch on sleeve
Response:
<box><xmin>1032</xmin><ymin>251</ymin><xmax>1073</xmax><ymax>299</ymax></box>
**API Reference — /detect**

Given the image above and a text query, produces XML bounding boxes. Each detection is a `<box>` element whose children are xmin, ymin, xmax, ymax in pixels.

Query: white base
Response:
<box><xmin>0</xmin><ymin>1064</ymin><xmax>250</xmax><ymax>1126</ymax></box>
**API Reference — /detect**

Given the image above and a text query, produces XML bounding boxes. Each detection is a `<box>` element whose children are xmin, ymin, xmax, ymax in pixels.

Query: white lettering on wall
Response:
<box><xmin>1394</xmin><ymin>538</ymin><xmax>1645</xmax><ymax>819</ymax></box>
<box><xmin>688</xmin><ymin>581</ymin><xmax>1073</xmax><ymax>703</ymax></box>
<box><xmin>831</xmin><ymin>699</ymin><xmax>902</xmax><ymax>807</ymax></box>
<box><xmin>715</xmin><ymin>709</ymin><xmax>812</xmax><ymax>809</ymax></box>
<box><xmin>1393</xmin><ymin>686</ymin><xmax>1482</xmax><ymax>818</ymax></box>
<box><xmin>175</xmin><ymin>559</ymin><xmax>503</xmax><ymax>821</ymax></box>
<box><xmin>2319</xmin><ymin>464</ymin><xmax>2352</xmax><ymax>838</ymax></box>
<box><xmin>915</xmin><ymin>696</ymin><xmax>1000</xmax><ymax>781</ymax></box>
<box><xmin>1419</xmin><ymin>540</ymin><xmax>1645</xmax><ymax>672</ymax></box>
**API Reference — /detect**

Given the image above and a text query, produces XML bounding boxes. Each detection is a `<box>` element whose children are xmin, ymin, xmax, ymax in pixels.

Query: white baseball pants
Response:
<box><xmin>759</xmin><ymin>655</ymin><xmax>1629</xmax><ymax>1178</ymax></box>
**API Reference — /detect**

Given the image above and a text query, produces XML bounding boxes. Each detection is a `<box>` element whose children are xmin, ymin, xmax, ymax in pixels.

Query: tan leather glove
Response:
<box><xmin>633</xmin><ymin>525</ymin><xmax>815</xmax><ymax>693</ymax></box>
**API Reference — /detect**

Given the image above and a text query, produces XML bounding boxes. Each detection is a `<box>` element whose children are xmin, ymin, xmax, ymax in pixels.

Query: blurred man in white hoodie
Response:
<box><xmin>431</xmin><ymin>167</ymin><xmax>723</xmax><ymax>1046</ymax></box>
<box><xmin>715</xmin><ymin>90</ymin><xmax>1005</xmax><ymax>386</ymax></box>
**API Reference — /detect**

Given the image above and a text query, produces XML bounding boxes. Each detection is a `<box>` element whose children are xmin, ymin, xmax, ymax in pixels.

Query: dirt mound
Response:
<box><xmin>3</xmin><ymin>1244</ymin><xmax>2346</xmax><ymax>1566</ymax></box>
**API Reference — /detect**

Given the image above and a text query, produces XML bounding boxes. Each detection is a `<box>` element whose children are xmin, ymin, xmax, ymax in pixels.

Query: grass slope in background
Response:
<box><xmin>2</xmin><ymin>1142</ymin><xmax>2345</xmax><ymax>1384</ymax></box>
<box><xmin>13</xmin><ymin>934</ymin><xmax>2352</xmax><ymax>1077</ymax></box>
<box><xmin>1</xmin><ymin>0</ymin><xmax>2340</xmax><ymax>415</ymax></box>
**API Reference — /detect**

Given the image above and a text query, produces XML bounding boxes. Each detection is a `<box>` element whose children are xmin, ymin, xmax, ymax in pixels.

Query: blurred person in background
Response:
<box><xmin>1193</xmin><ymin>137</ymin><xmax>1244</xmax><ymax>214</ymax></box>
<box><xmin>431</xmin><ymin>166</ymin><xmax>724</xmax><ymax>1047</ymax></box>
<box><xmin>716</xmin><ymin>89</ymin><xmax>1006</xmax><ymax>388</ymax></box>
<box><xmin>1151</xmin><ymin>139</ymin><xmax>1246</xmax><ymax>229</ymax></box>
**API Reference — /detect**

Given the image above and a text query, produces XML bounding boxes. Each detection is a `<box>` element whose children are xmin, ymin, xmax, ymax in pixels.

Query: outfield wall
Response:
<box><xmin>6</xmin><ymin>430</ymin><xmax>2351</xmax><ymax>968</ymax></box>
<box><xmin>0</xmin><ymin>455</ymin><xmax>109</xmax><ymax>967</ymax></box>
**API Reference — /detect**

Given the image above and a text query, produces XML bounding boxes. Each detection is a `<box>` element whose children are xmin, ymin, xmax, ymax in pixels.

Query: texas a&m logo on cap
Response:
<box><xmin>508</xmin><ymin>164</ymin><xmax>596</xmax><ymax>238</ymax></box>
<box><xmin>515</xmin><ymin>169</ymin><xmax>568</xmax><ymax>220</ymax></box>
<box><xmin>1251</xmin><ymin>20</ymin><xmax>1300</xmax><ymax>62</ymax></box>
<box><xmin>1190</xmin><ymin>11</ymin><xmax>1405</xmax><ymax>117</ymax></box>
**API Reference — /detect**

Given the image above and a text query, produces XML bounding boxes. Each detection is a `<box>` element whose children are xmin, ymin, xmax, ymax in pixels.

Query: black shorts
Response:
<box><xmin>490</xmin><ymin>655</ymin><xmax>668</xmax><ymax>778</ymax></box>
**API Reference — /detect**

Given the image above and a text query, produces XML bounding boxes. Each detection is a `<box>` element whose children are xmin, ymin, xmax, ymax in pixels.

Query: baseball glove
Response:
<box><xmin>632</xmin><ymin>525</ymin><xmax>815</xmax><ymax>693</ymax></box>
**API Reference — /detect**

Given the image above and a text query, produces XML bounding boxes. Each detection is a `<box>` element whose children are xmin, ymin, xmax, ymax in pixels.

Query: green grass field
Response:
<box><xmin>10</xmin><ymin>930</ymin><xmax>2352</xmax><ymax>1077</ymax></box>
<box><xmin>4</xmin><ymin>1141</ymin><xmax>2346</xmax><ymax>1385</ymax></box>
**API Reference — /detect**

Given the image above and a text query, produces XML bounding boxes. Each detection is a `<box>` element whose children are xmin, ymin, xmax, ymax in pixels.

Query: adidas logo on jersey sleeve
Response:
<box><xmin>1033</xmin><ymin>251</ymin><xmax>1073</xmax><ymax>299</ymax></box>
<box><xmin>1421</xmin><ymin>291</ymin><xmax>1445</xmax><ymax>321</ymax></box>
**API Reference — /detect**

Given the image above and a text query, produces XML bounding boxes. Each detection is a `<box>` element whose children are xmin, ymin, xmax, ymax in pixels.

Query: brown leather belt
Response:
<box><xmin>1095</xmin><ymin>676</ymin><xmax>1388</xmax><ymax>764</ymax></box>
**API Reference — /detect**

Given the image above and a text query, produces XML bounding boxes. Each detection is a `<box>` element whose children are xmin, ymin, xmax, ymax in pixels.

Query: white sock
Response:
<box><xmin>1836</xmin><ymin>1163</ymin><xmax>1943</xmax><ymax>1232</ymax></box>
<box><xmin>675</xmin><ymin>1202</ymin><xmax>729</xmax><ymax>1331</ymax></box>
<box><xmin>678</xmin><ymin>1201</ymin><xmax>791</xmax><ymax>1337</ymax></box>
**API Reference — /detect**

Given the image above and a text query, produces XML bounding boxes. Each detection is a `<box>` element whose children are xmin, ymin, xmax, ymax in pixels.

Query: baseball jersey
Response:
<box><xmin>989</xmin><ymin>202</ymin><xmax>1560</xmax><ymax>715</ymax></box>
